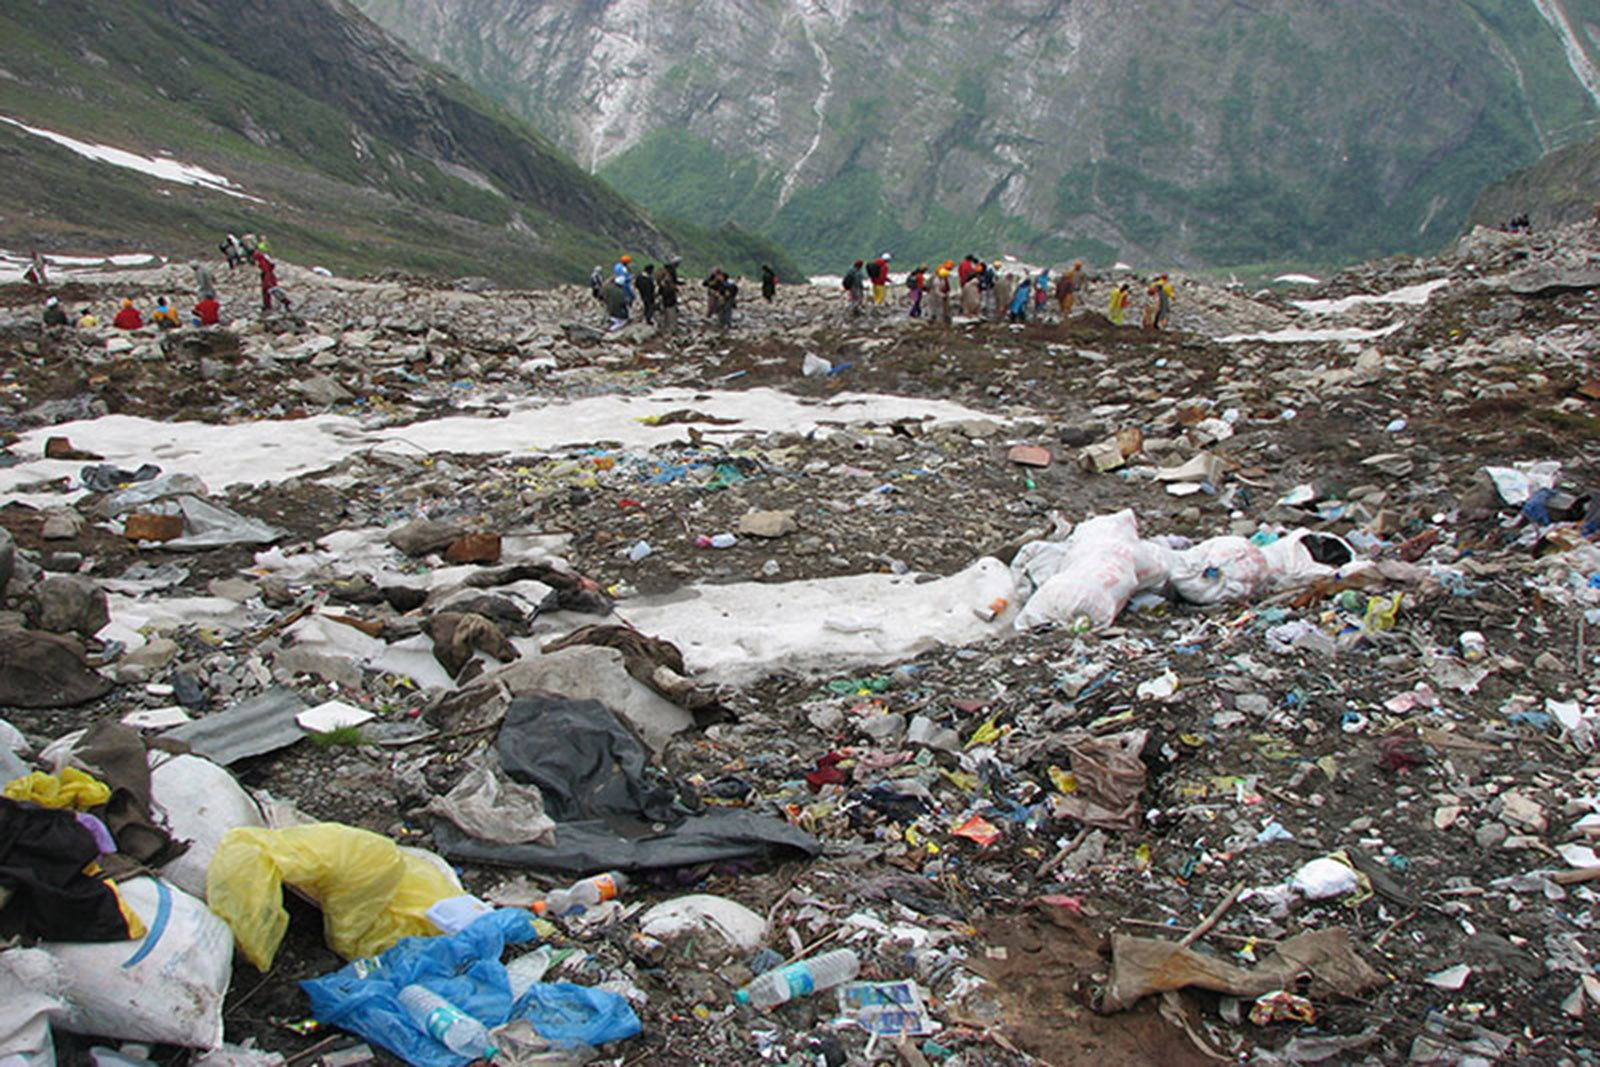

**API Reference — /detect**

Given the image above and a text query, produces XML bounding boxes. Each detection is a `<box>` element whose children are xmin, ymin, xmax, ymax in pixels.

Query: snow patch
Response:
<box><xmin>1290</xmin><ymin>278</ymin><xmax>1450</xmax><ymax>316</ymax></box>
<box><xmin>1</xmin><ymin>116</ymin><xmax>264</xmax><ymax>202</ymax></box>
<box><xmin>0</xmin><ymin>388</ymin><xmax>1007</xmax><ymax>503</ymax></box>
<box><xmin>1219</xmin><ymin>324</ymin><xmax>1404</xmax><ymax>344</ymax></box>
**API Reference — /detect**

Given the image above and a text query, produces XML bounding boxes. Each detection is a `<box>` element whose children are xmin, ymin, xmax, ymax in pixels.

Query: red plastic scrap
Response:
<box><xmin>805</xmin><ymin>751</ymin><xmax>849</xmax><ymax>792</ymax></box>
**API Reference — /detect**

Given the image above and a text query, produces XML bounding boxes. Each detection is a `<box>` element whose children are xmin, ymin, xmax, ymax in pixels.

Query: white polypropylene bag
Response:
<box><xmin>33</xmin><ymin>877</ymin><xmax>233</xmax><ymax>1048</ymax></box>
<box><xmin>150</xmin><ymin>753</ymin><xmax>266</xmax><ymax>900</ymax></box>
<box><xmin>0</xmin><ymin>948</ymin><xmax>64</xmax><ymax>1065</ymax></box>
<box><xmin>1014</xmin><ymin>511</ymin><xmax>1175</xmax><ymax>630</ymax></box>
<box><xmin>1258</xmin><ymin>530</ymin><xmax>1356</xmax><ymax>588</ymax></box>
<box><xmin>1169</xmin><ymin>536</ymin><xmax>1270</xmax><ymax>605</ymax></box>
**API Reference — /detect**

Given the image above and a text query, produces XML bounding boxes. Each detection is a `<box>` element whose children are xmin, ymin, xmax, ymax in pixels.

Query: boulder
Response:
<box><xmin>0</xmin><ymin>527</ymin><xmax>13</xmax><ymax>595</ymax></box>
<box><xmin>387</xmin><ymin>518</ymin><xmax>467</xmax><ymax>557</ymax></box>
<box><xmin>33</xmin><ymin>575</ymin><xmax>109</xmax><ymax>636</ymax></box>
<box><xmin>0</xmin><ymin>630</ymin><xmax>113</xmax><ymax>707</ymax></box>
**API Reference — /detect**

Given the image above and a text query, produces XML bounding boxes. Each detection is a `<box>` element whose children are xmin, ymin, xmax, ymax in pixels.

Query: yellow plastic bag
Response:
<box><xmin>206</xmin><ymin>823</ymin><xmax>461</xmax><ymax>971</ymax></box>
<box><xmin>3</xmin><ymin>767</ymin><xmax>112</xmax><ymax>810</ymax></box>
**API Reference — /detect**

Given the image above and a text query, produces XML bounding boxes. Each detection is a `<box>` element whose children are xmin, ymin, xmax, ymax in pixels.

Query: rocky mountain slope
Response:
<box><xmin>358</xmin><ymin>0</ymin><xmax>1600</xmax><ymax>273</ymax></box>
<box><xmin>1473</xmin><ymin>125</ymin><xmax>1600</xmax><ymax>228</ymax></box>
<box><xmin>0</xmin><ymin>0</ymin><xmax>797</xmax><ymax>284</ymax></box>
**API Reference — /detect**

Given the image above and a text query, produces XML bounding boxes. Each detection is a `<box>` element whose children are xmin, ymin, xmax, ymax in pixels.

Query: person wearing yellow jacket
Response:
<box><xmin>1108</xmin><ymin>282</ymin><xmax>1131</xmax><ymax>325</ymax></box>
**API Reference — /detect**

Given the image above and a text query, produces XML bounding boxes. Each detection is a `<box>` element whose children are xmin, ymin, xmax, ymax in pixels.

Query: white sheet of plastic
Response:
<box><xmin>618</xmin><ymin>557</ymin><xmax>1016</xmax><ymax>685</ymax></box>
<box><xmin>0</xmin><ymin>948</ymin><xmax>62</xmax><ymax>1065</ymax></box>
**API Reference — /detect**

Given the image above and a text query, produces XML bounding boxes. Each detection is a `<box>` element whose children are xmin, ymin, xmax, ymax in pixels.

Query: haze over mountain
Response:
<box><xmin>359</xmin><ymin>0</ymin><xmax>1600</xmax><ymax>273</ymax></box>
<box><xmin>0</xmin><ymin>0</ymin><xmax>797</xmax><ymax>283</ymax></box>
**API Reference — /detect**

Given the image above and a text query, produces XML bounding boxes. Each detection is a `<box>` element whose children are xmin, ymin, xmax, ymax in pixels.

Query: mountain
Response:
<box><xmin>1470</xmin><ymin>128</ymin><xmax>1600</xmax><ymax>228</ymax></box>
<box><xmin>356</xmin><ymin>0</ymin><xmax>1600</xmax><ymax>274</ymax></box>
<box><xmin>0</xmin><ymin>0</ymin><xmax>798</xmax><ymax>284</ymax></box>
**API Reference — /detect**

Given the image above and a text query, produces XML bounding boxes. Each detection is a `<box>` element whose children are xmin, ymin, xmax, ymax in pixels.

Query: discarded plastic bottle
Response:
<box><xmin>396</xmin><ymin>984</ymin><xmax>496</xmax><ymax>1059</ymax></box>
<box><xmin>734</xmin><ymin>948</ymin><xmax>861</xmax><ymax>1009</ymax></box>
<box><xmin>543</xmin><ymin>871</ymin><xmax>628</xmax><ymax>916</ymax></box>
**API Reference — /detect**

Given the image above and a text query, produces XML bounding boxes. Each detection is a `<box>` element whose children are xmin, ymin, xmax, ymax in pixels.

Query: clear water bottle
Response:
<box><xmin>734</xmin><ymin>948</ymin><xmax>861</xmax><ymax>1009</ymax></box>
<box><xmin>543</xmin><ymin>871</ymin><xmax>628</xmax><ymax>916</ymax></box>
<box><xmin>396</xmin><ymin>984</ymin><xmax>496</xmax><ymax>1059</ymax></box>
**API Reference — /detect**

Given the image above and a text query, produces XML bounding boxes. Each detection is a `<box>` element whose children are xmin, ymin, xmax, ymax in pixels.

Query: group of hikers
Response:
<box><xmin>589</xmin><ymin>257</ymin><xmax>783</xmax><ymax>333</ymax></box>
<box><xmin>31</xmin><ymin>230</ymin><xmax>294</xmax><ymax>332</ymax></box>
<box><xmin>41</xmin><ymin>290</ymin><xmax>221</xmax><ymax>331</ymax></box>
<box><xmin>841</xmin><ymin>253</ymin><xmax>1175</xmax><ymax>329</ymax></box>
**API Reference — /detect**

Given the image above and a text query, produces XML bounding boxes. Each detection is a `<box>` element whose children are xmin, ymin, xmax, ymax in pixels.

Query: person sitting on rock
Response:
<box><xmin>150</xmin><ymin>295</ymin><xmax>182</xmax><ymax>329</ymax></box>
<box><xmin>112</xmin><ymin>299</ymin><xmax>144</xmax><ymax>330</ymax></box>
<box><xmin>193</xmin><ymin>294</ymin><xmax>222</xmax><ymax>326</ymax></box>
<box><xmin>42</xmin><ymin>296</ymin><xmax>68</xmax><ymax>328</ymax></box>
<box><xmin>77</xmin><ymin>307</ymin><xmax>99</xmax><ymax>329</ymax></box>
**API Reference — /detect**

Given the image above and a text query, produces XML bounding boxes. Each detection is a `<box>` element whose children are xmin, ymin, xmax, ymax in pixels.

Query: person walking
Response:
<box><xmin>906</xmin><ymin>266</ymin><xmax>926</xmax><ymax>318</ymax></box>
<box><xmin>842</xmin><ymin>260</ymin><xmax>866</xmax><ymax>317</ymax></box>
<box><xmin>979</xmin><ymin>259</ymin><xmax>998</xmax><ymax>319</ymax></box>
<box><xmin>657</xmin><ymin>259</ymin><xmax>680</xmax><ymax>336</ymax></box>
<box><xmin>992</xmin><ymin>264</ymin><xmax>1012</xmax><ymax>323</ymax></box>
<box><xmin>638</xmin><ymin>264</ymin><xmax>658</xmax><ymax>325</ymax></box>
<box><xmin>1155</xmin><ymin>273</ymin><xmax>1174</xmax><ymax>329</ymax></box>
<box><xmin>1007</xmin><ymin>274</ymin><xmax>1031</xmax><ymax>323</ymax></box>
<box><xmin>868</xmin><ymin>253</ymin><xmax>891</xmax><ymax>307</ymax></box>
<box><xmin>1108</xmin><ymin>282</ymin><xmax>1131</xmax><ymax>325</ymax></box>
<box><xmin>760</xmin><ymin>264</ymin><xmax>777</xmax><ymax>302</ymax></box>
<box><xmin>1141</xmin><ymin>283</ymin><xmax>1159</xmax><ymax>329</ymax></box>
<box><xmin>1056</xmin><ymin>260</ymin><xmax>1083</xmax><ymax>319</ymax></box>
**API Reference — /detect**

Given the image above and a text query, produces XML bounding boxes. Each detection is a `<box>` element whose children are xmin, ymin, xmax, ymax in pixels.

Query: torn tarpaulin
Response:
<box><xmin>431</xmin><ymin>695</ymin><xmax>819</xmax><ymax>875</ymax></box>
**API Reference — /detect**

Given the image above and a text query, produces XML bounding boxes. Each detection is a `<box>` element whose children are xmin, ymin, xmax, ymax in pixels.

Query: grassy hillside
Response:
<box><xmin>0</xmin><ymin>0</ymin><xmax>797</xmax><ymax>284</ymax></box>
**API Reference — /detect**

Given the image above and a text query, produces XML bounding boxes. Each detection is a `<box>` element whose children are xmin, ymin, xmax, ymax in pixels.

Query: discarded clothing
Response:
<box><xmin>80</xmin><ymin>462</ymin><xmax>161</xmax><ymax>494</ymax></box>
<box><xmin>3</xmin><ymin>767</ymin><xmax>111</xmax><ymax>811</ymax></box>
<box><xmin>0</xmin><ymin>798</ymin><xmax>138</xmax><ymax>943</ymax></box>
<box><xmin>432</xmin><ymin>695</ymin><xmax>819</xmax><ymax>874</ymax></box>
<box><xmin>542</xmin><ymin>624</ymin><xmax>732</xmax><ymax>726</ymax></box>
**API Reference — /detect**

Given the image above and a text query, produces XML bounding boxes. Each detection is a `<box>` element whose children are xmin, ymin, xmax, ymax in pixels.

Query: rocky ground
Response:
<box><xmin>2</xmin><ymin>225</ymin><xmax>1599</xmax><ymax>1066</ymax></box>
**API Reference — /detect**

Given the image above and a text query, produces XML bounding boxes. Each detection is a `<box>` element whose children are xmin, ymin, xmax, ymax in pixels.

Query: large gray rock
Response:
<box><xmin>387</xmin><ymin>518</ymin><xmax>467</xmax><ymax>557</ymax></box>
<box><xmin>0</xmin><ymin>630</ymin><xmax>113</xmax><ymax>707</ymax></box>
<box><xmin>33</xmin><ymin>575</ymin><xmax>110</xmax><ymax>636</ymax></box>
<box><xmin>0</xmin><ymin>527</ymin><xmax>13</xmax><ymax>596</ymax></box>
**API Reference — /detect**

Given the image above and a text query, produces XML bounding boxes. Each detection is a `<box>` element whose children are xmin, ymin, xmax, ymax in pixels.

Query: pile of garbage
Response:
<box><xmin>1</xmin><ymin>217</ymin><xmax>1599</xmax><ymax>1065</ymax></box>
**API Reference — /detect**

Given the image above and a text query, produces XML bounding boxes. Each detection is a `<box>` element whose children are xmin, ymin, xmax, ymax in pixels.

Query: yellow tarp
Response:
<box><xmin>4</xmin><ymin>767</ymin><xmax>112</xmax><ymax>810</ymax></box>
<box><xmin>206</xmin><ymin>823</ymin><xmax>461</xmax><ymax>971</ymax></box>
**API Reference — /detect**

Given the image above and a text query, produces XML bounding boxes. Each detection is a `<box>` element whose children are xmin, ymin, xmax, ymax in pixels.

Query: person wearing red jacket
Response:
<box><xmin>868</xmin><ymin>253</ymin><xmax>891</xmax><ymax>306</ymax></box>
<box><xmin>957</xmin><ymin>254</ymin><xmax>978</xmax><ymax>288</ymax></box>
<box><xmin>112</xmin><ymin>299</ymin><xmax>143</xmax><ymax>330</ymax></box>
<box><xmin>193</xmin><ymin>296</ymin><xmax>221</xmax><ymax>326</ymax></box>
<box><xmin>255</xmin><ymin>250</ymin><xmax>283</xmax><ymax>312</ymax></box>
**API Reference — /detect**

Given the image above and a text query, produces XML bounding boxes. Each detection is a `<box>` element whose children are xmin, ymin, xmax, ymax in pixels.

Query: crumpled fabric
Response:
<box><xmin>207</xmin><ymin>823</ymin><xmax>461</xmax><ymax>971</ymax></box>
<box><xmin>0</xmin><ymin>798</ymin><xmax>140</xmax><ymax>943</ymax></box>
<box><xmin>4</xmin><ymin>767</ymin><xmax>111</xmax><ymax>811</ymax></box>
<box><xmin>432</xmin><ymin>695</ymin><xmax>819</xmax><ymax>874</ymax></box>
<box><xmin>1104</xmin><ymin>928</ymin><xmax>1385</xmax><ymax>1011</ymax></box>
<box><xmin>1048</xmin><ymin>728</ymin><xmax>1149</xmax><ymax>832</ymax></box>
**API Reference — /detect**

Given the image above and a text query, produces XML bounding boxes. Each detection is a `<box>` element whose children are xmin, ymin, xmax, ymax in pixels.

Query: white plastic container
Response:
<box><xmin>734</xmin><ymin>949</ymin><xmax>860</xmax><ymax>1009</ymax></box>
<box><xmin>425</xmin><ymin>893</ymin><xmax>492</xmax><ymax>935</ymax></box>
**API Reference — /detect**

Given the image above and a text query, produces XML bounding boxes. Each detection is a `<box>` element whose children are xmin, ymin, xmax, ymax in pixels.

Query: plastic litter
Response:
<box><xmin>150</xmin><ymin>752</ymin><xmax>266</xmax><ymax>900</ymax></box>
<box><xmin>638</xmin><ymin>894</ymin><xmax>767</xmax><ymax>954</ymax></box>
<box><xmin>735</xmin><ymin>948</ymin><xmax>861</xmax><ymax>1009</ymax></box>
<box><xmin>397</xmin><ymin>984</ymin><xmax>496</xmax><ymax>1059</ymax></box>
<box><xmin>207</xmin><ymin>822</ymin><xmax>463</xmax><ymax>970</ymax></box>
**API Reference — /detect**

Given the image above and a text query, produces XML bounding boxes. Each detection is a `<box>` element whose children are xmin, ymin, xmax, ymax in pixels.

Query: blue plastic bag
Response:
<box><xmin>302</xmin><ymin>909</ymin><xmax>536</xmax><ymax>1067</ymax></box>
<box><xmin>301</xmin><ymin>908</ymin><xmax>642</xmax><ymax>1067</ymax></box>
<box><xmin>513</xmin><ymin>982</ymin><xmax>642</xmax><ymax>1047</ymax></box>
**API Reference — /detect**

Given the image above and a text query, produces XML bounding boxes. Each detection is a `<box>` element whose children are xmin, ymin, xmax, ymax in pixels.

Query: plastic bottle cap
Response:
<box><xmin>733</xmin><ymin>989</ymin><xmax>750</xmax><ymax>1005</ymax></box>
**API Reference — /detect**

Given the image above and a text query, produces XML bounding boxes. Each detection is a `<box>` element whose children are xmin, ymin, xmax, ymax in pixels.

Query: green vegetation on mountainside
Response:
<box><xmin>0</xmin><ymin>0</ymin><xmax>793</xmax><ymax>284</ymax></box>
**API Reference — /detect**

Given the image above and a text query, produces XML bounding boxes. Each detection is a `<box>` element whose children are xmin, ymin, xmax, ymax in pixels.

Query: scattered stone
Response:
<box><xmin>32</xmin><ymin>575</ymin><xmax>110</xmax><ymax>636</ymax></box>
<box><xmin>737</xmin><ymin>509</ymin><xmax>798</xmax><ymax>538</ymax></box>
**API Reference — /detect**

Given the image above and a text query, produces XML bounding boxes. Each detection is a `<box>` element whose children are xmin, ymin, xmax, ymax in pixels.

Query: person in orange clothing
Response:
<box><xmin>1056</xmin><ymin>260</ymin><xmax>1084</xmax><ymax>319</ymax></box>
<box><xmin>112</xmin><ymin>299</ymin><xmax>143</xmax><ymax>330</ymax></box>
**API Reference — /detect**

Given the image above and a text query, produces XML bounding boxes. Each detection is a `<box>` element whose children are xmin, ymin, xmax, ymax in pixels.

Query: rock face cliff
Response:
<box><xmin>358</xmin><ymin>0</ymin><xmax>1600</xmax><ymax>271</ymax></box>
